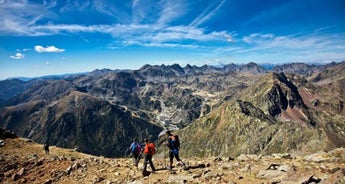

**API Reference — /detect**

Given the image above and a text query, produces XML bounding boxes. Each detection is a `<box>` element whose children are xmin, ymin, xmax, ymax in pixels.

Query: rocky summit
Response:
<box><xmin>1</xmin><ymin>136</ymin><xmax>344</xmax><ymax>184</ymax></box>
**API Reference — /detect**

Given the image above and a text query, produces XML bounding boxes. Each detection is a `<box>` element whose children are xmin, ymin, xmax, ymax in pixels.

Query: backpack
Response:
<box><xmin>148</xmin><ymin>142</ymin><xmax>156</xmax><ymax>155</ymax></box>
<box><xmin>131</xmin><ymin>143</ymin><xmax>141</xmax><ymax>154</ymax></box>
<box><xmin>168</xmin><ymin>135</ymin><xmax>180</xmax><ymax>149</ymax></box>
<box><xmin>144</xmin><ymin>142</ymin><xmax>156</xmax><ymax>155</ymax></box>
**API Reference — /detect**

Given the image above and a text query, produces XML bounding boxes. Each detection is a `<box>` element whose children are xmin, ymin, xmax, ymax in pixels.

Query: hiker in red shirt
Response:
<box><xmin>143</xmin><ymin>138</ymin><xmax>156</xmax><ymax>172</ymax></box>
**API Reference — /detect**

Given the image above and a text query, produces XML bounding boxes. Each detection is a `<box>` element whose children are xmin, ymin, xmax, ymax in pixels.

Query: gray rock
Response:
<box><xmin>17</xmin><ymin>168</ymin><xmax>25</xmax><ymax>176</ymax></box>
<box><xmin>256</xmin><ymin>170</ymin><xmax>285</xmax><ymax>179</ymax></box>
<box><xmin>299</xmin><ymin>174</ymin><xmax>321</xmax><ymax>184</ymax></box>
<box><xmin>204</xmin><ymin>172</ymin><xmax>222</xmax><ymax>180</ymax></box>
<box><xmin>272</xmin><ymin>153</ymin><xmax>293</xmax><ymax>159</ymax></box>
<box><xmin>193</xmin><ymin>172</ymin><xmax>202</xmax><ymax>178</ymax></box>
<box><xmin>240</xmin><ymin>164</ymin><xmax>251</xmax><ymax>173</ymax></box>
<box><xmin>237</xmin><ymin>154</ymin><xmax>259</xmax><ymax>162</ymax></box>
<box><xmin>304</xmin><ymin>152</ymin><xmax>336</xmax><ymax>163</ymax></box>
<box><xmin>11</xmin><ymin>173</ymin><xmax>20</xmax><ymax>181</ymax></box>
<box><xmin>66</xmin><ymin>166</ymin><xmax>72</xmax><ymax>174</ymax></box>
<box><xmin>237</xmin><ymin>154</ymin><xmax>250</xmax><ymax>162</ymax></box>
<box><xmin>278</xmin><ymin>164</ymin><xmax>294</xmax><ymax>172</ymax></box>
<box><xmin>0</xmin><ymin>139</ymin><xmax>5</xmax><ymax>147</ymax></box>
<box><xmin>72</xmin><ymin>161</ymin><xmax>82</xmax><ymax>170</ymax></box>
<box><xmin>44</xmin><ymin>179</ymin><xmax>53</xmax><ymax>184</ymax></box>
<box><xmin>214</xmin><ymin>157</ymin><xmax>223</xmax><ymax>162</ymax></box>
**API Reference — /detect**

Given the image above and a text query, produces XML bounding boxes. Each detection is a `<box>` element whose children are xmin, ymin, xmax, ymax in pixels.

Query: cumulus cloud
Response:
<box><xmin>34</xmin><ymin>45</ymin><xmax>65</xmax><ymax>53</ymax></box>
<box><xmin>10</xmin><ymin>52</ymin><xmax>24</xmax><ymax>59</ymax></box>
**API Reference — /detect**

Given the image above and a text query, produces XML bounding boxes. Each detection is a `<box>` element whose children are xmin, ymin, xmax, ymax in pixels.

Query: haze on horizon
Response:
<box><xmin>0</xmin><ymin>0</ymin><xmax>344</xmax><ymax>80</ymax></box>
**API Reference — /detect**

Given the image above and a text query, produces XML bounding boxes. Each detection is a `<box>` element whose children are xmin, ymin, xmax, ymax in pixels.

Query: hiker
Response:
<box><xmin>166</xmin><ymin>130</ymin><xmax>186</xmax><ymax>170</ymax></box>
<box><xmin>143</xmin><ymin>138</ymin><xmax>156</xmax><ymax>172</ymax></box>
<box><xmin>129</xmin><ymin>138</ymin><xmax>142</xmax><ymax>167</ymax></box>
<box><xmin>43</xmin><ymin>141</ymin><xmax>49</xmax><ymax>155</ymax></box>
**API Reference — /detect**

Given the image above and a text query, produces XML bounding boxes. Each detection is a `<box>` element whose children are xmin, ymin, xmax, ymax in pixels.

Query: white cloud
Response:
<box><xmin>213</xmin><ymin>32</ymin><xmax>345</xmax><ymax>64</ymax></box>
<box><xmin>10</xmin><ymin>52</ymin><xmax>24</xmax><ymax>59</ymax></box>
<box><xmin>34</xmin><ymin>45</ymin><xmax>65</xmax><ymax>53</ymax></box>
<box><xmin>156</xmin><ymin>0</ymin><xmax>185</xmax><ymax>25</ymax></box>
<box><xmin>16</xmin><ymin>48</ymin><xmax>31</xmax><ymax>52</ymax></box>
<box><xmin>30</xmin><ymin>23</ymin><xmax>233</xmax><ymax>48</ymax></box>
<box><xmin>0</xmin><ymin>0</ymin><xmax>55</xmax><ymax>35</ymax></box>
<box><xmin>189</xmin><ymin>0</ymin><xmax>226</xmax><ymax>27</ymax></box>
<box><xmin>121</xmin><ymin>40</ymin><xmax>199</xmax><ymax>49</ymax></box>
<box><xmin>0</xmin><ymin>0</ymin><xmax>234</xmax><ymax>50</ymax></box>
<box><xmin>241</xmin><ymin>33</ymin><xmax>345</xmax><ymax>50</ymax></box>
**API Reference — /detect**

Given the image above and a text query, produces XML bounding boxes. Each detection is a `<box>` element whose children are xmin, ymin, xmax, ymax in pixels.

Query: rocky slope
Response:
<box><xmin>0</xmin><ymin>91</ymin><xmax>162</xmax><ymax>157</ymax></box>
<box><xmin>1</xmin><ymin>134</ymin><xmax>344</xmax><ymax>184</ymax></box>
<box><xmin>177</xmin><ymin>69</ymin><xmax>345</xmax><ymax>157</ymax></box>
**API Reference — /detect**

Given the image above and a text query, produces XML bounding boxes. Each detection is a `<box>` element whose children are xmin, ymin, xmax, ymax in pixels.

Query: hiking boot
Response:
<box><xmin>183</xmin><ymin>165</ymin><xmax>188</xmax><ymax>170</ymax></box>
<box><xmin>182</xmin><ymin>163</ymin><xmax>187</xmax><ymax>170</ymax></box>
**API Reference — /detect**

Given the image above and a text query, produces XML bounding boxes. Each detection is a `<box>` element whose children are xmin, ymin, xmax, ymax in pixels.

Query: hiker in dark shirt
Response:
<box><xmin>166</xmin><ymin>130</ymin><xmax>186</xmax><ymax>170</ymax></box>
<box><xmin>44</xmin><ymin>142</ymin><xmax>49</xmax><ymax>155</ymax></box>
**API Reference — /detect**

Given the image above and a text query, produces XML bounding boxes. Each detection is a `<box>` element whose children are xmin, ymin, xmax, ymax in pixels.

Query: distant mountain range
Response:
<box><xmin>1</xmin><ymin>61</ymin><xmax>344</xmax><ymax>157</ymax></box>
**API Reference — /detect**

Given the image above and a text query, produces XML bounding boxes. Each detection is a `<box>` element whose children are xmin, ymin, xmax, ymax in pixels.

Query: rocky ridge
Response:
<box><xmin>1</xmin><ymin>61</ymin><xmax>345</xmax><ymax>158</ymax></box>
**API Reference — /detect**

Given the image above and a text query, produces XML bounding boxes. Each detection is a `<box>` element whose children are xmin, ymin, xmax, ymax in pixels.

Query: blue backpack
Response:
<box><xmin>131</xmin><ymin>143</ymin><xmax>141</xmax><ymax>154</ymax></box>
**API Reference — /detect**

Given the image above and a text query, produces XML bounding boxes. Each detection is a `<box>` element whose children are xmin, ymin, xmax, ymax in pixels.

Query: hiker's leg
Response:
<box><xmin>132</xmin><ymin>155</ymin><xmax>136</xmax><ymax>165</ymax></box>
<box><xmin>135</xmin><ymin>154</ymin><xmax>140</xmax><ymax>166</ymax></box>
<box><xmin>148</xmin><ymin>155</ymin><xmax>155</xmax><ymax>171</ymax></box>
<box><xmin>169</xmin><ymin>150</ymin><xmax>174</xmax><ymax>168</ymax></box>
<box><xmin>174</xmin><ymin>149</ymin><xmax>186</xmax><ymax>168</ymax></box>
<box><xmin>143</xmin><ymin>154</ymin><xmax>148</xmax><ymax>171</ymax></box>
<box><xmin>135</xmin><ymin>154</ymin><xmax>141</xmax><ymax>167</ymax></box>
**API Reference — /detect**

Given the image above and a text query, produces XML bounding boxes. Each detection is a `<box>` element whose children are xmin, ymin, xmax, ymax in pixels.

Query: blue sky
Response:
<box><xmin>0</xmin><ymin>0</ymin><xmax>344</xmax><ymax>79</ymax></box>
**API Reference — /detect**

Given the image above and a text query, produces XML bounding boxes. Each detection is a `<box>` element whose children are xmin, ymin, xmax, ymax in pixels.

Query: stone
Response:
<box><xmin>228</xmin><ymin>156</ymin><xmax>235</xmax><ymax>161</ymax></box>
<box><xmin>72</xmin><ymin>161</ymin><xmax>81</xmax><ymax>170</ymax></box>
<box><xmin>213</xmin><ymin>157</ymin><xmax>222</xmax><ymax>162</ymax></box>
<box><xmin>267</xmin><ymin>163</ymin><xmax>280</xmax><ymax>170</ymax></box>
<box><xmin>278</xmin><ymin>164</ymin><xmax>294</xmax><ymax>172</ymax></box>
<box><xmin>256</xmin><ymin>170</ymin><xmax>285</xmax><ymax>179</ymax></box>
<box><xmin>36</xmin><ymin>159</ymin><xmax>44</xmax><ymax>166</ymax></box>
<box><xmin>92</xmin><ymin>175</ymin><xmax>104</xmax><ymax>184</ymax></box>
<box><xmin>272</xmin><ymin>153</ymin><xmax>292</xmax><ymax>159</ymax></box>
<box><xmin>300</xmin><ymin>174</ymin><xmax>321</xmax><ymax>184</ymax></box>
<box><xmin>66</xmin><ymin>166</ymin><xmax>72</xmax><ymax>174</ymax></box>
<box><xmin>17</xmin><ymin>168</ymin><xmax>25</xmax><ymax>176</ymax></box>
<box><xmin>237</xmin><ymin>154</ymin><xmax>250</xmax><ymax>162</ymax></box>
<box><xmin>304</xmin><ymin>152</ymin><xmax>333</xmax><ymax>163</ymax></box>
<box><xmin>240</xmin><ymin>164</ymin><xmax>251</xmax><ymax>173</ymax></box>
<box><xmin>11</xmin><ymin>173</ymin><xmax>20</xmax><ymax>181</ymax></box>
<box><xmin>237</xmin><ymin>154</ymin><xmax>259</xmax><ymax>162</ymax></box>
<box><xmin>204</xmin><ymin>172</ymin><xmax>218</xmax><ymax>179</ymax></box>
<box><xmin>193</xmin><ymin>172</ymin><xmax>202</xmax><ymax>178</ymax></box>
<box><xmin>44</xmin><ymin>179</ymin><xmax>53</xmax><ymax>184</ymax></box>
<box><xmin>0</xmin><ymin>139</ymin><xmax>5</xmax><ymax>147</ymax></box>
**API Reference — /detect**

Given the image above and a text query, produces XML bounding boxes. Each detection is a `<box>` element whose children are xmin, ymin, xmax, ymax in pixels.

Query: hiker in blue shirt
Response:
<box><xmin>129</xmin><ymin>138</ymin><xmax>142</xmax><ymax>167</ymax></box>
